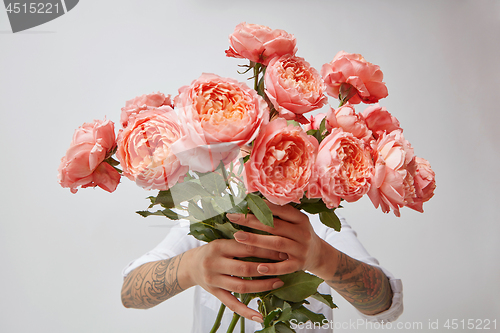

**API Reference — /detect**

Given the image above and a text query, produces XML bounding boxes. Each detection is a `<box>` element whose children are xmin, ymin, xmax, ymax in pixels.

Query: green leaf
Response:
<box><xmin>271</xmin><ymin>271</ymin><xmax>324</xmax><ymax>302</ymax></box>
<box><xmin>246</xmin><ymin>193</ymin><xmax>274</xmax><ymax>227</ymax></box>
<box><xmin>275</xmin><ymin>302</ymin><xmax>293</xmax><ymax>323</ymax></box>
<box><xmin>188</xmin><ymin>201</ymin><xmax>206</xmax><ymax>221</ymax></box>
<box><xmin>147</xmin><ymin>196</ymin><xmax>157</xmax><ymax>208</ymax></box>
<box><xmin>201</xmin><ymin>198</ymin><xmax>224</xmax><ymax>224</ymax></box>
<box><xmin>213</xmin><ymin>195</ymin><xmax>233</xmax><ymax>212</ymax></box>
<box><xmin>310</xmin><ymin>292</ymin><xmax>337</xmax><ymax>309</ymax></box>
<box><xmin>155</xmin><ymin>181</ymin><xmax>211</xmax><ymax>208</ymax></box>
<box><xmin>160</xmin><ymin>208</ymin><xmax>182</xmax><ymax>220</ymax></box>
<box><xmin>299</xmin><ymin>200</ymin><xmax>331</xmax><ymax>214</ymax></box>
<box><xmin>256</xmin><ymin>326</ymin><xmax>275</xmax><ymax>333</ymax></box>
<box><xmin>306</xmin><ymin>128</ymin><xmax>322</xmax><ymax>143</ymax></box>
<box><xmin>319</xmin><ymin>117</ymin><xmax>327</xmax><ymax>136</ymax></box>
<box><xmin>237</xmin><ymin>157</ymin><xmax>246</xmax><ymax>175</ymax></box>
<box><xmin>319</xmin><ymin>211</ymin><xmax>341</xmax><ymax>232</ymax></box>
<box><xmin>136</xmin><ymin>209</ymin><xmax>181</xmax><ymax>219</ymax></box>
<box><xmin>176</xmin><ymin>181</ymin><xmax>212</xmax><ymax>201</ymax></box>
<box><xmin>290</xmin><ymin>305</ymin><xmax>326</xmax><ymax>326</ymax></box>
<box><xmin>136</xmin><ymin>210</ymin><xmax>164</xmax><ymax>218</ymax></box>
<box><xmin>183</xmin><ymin>172</ymin><xmax>195</xmax><ymax>182</ymax></box>
<box><xmin>188</xmin><ymin>222</ymin><xmax>221</xmax><ymax>242</ymax></box>
<box><xmin>274</xmin><ymin>322</ymin><xmax>295</xmax><ymax>333</ymax></box>
<box><xmin>306</xmin><ymin>129</ymin><xmax>317</xmax><ymax>136</ymax></box>
<box><xmin>263</xmin><ymin>308</ymin><xmax>282</xmax><ymax>327</ymax></box>
<box><xmin>198</xmin><ymin>170</ymin><xmax>226</xmax><ymax>194</ymax></box>
<box><xmin>153</xmin><ymin>190</ymin><xmax>175</xmax><ymax>208</ymax></box>
<box><xmin>299</xmin><ymin>197</ymin><xmax>321</xmax><ymax>204</ymax></box>
<box><xmin>213</xmin><ymin>196</ymin><xmax>248</xmax><ymax>215</ymax></box>
<box><xmin>214</xmin><ymin>222</ymin><xmax>239</xmax><ymax>239</ymax></box>
<box><xmin>230</xmin><ymin>202</ymin><xmax>248</xmax><ymax>215</ymax></box>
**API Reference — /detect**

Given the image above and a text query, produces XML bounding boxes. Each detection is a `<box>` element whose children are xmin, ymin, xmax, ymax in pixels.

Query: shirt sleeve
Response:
<box><xmin>322</xmin><ymin>214</ymin><xmax>404</xmax><ymax>323</ymax></box>
<box><xmin>121</xmin><ymin>219</ymin><xmax>200</xmax><ymax>278</ymax></box>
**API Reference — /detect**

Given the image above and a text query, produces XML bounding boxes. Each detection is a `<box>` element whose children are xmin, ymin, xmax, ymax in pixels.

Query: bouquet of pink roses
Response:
<box><xmin>58</xmin><ymin>22</ymin><xmax>435</xmax><ymax>333</ymax></box>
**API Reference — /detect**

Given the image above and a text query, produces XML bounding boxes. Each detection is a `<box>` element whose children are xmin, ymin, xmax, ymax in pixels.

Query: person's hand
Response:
<box><xmin>185</xmin><ymin>238</ymin><xmax>286</xmax><ymax>323</ymax></box>
<box><xmin>226</xmin><ymin>202</ymin><xmax>331</xmax><ymax>279</ymax></box>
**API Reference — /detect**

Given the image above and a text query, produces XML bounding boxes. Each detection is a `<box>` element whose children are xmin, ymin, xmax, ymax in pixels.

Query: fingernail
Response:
<box><xmin>252</xmin><ymin>316</ymin><xmax>263</xmax><ymax>323</ymax></box>
<box><xmin>226</xmin><ymin>213</ymin><xmax>241</xmax><ymax>221</ymax></box>
<box><xmin>234</xmin><ymin>232</ymin><xmax>248</xmax><ymax>241</ymax></box>
<box><xmin>279</xmin><ymin>252</ymin><xmax>288</xmax><ymax>260</ymax></box>
<box><xmin>257</xmin><ymin>265</ymin><xmax>269</xmax><ymax>274</ymax></box>
<box><xmin>273</xmin><ymin>280</ymin><xmax>284</xmax><ymax>289</ymax></box>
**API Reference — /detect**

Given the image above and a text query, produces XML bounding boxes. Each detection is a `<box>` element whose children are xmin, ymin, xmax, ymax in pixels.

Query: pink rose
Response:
<box><xmin>265</xmin><ymin>55</ymin><xmax>327</xmax><ymax>123</ymax></box>
<box><xmin>58</xmin><ymin>118</ymin><xmax>120</xmax><ymax>193</ymax></box>
<box><xmin>362</xmin><ymin>104</ymin><xmax>401</xmax><ymax>139</ymax></box>
<box><xmin>367</xmin><ymin>130</ymin><xmax>415</xmax><ymax>216</ymax></box>
<box><xmin>321</xmin><ymin>51</ymin><xmax>388</xmax><ymax>104</ymax></box>
<box><xmin>172</xmin><ymin>73</ymin><xmax>269</xmax><ymax>173</ymax></box>
<box><xmin>225</xmin><ymin>22</ymin><xmax>297</xmax><ymax>65</ymax></box>
<box><xmin>120</xmin><ymin>92</ymin><xmax>173</xmax><ymax>128</ymax></box>
<box><xmin>245</xmin><ymin>119</ymin><xmax>318</xmax><ymax>205</ymax></box>
<box><xmin>307</xmin><ymin>128</ymin><xmax>374</xmax><ymax>208</ymax></box>
<box><xmin>116</xmin><ymin>107</ymin><xmax>188</xmax><ymax>191</ymax></box>
<box><xmin>325</xmin><ymin>104</ymin><xmax>372</xmax><ymax>143</ymax></box>
<box><xmin>406</xmin><ymin>157</ymin><xmax>436</xmax><ymax>213</ymax></box>
<box><xmin>303</xmin><ymin>113</ymin><xmax>326</xmax><ymax>132</ymax></box>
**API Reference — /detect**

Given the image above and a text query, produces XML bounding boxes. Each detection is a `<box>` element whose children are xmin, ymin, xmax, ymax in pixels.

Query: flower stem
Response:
<box><xmin>240</xmin><ymin>316</ymin><xmax>245</xmax><ymax>333</ymax></box>
<box><xmin>210</xmin><ymin>303</ymin><xmax>227</xmax><ymax>333</ymax></box>
<box><xmin>226</xmin><ymin>294</ymin><xmax>252</xmax><ymax>333</ymax></box>
<box><xmin>253</xmin><ymin>64</ymin><xmax>260</xmax><ymax>91</ymax></box>
<box><xmin>226</xmin><ymin>313</ymin><xmax>241</xmax><ymax>333</ymax></box>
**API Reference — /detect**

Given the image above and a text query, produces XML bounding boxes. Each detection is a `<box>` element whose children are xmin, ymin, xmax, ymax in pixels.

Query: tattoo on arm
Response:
<box><xmin>121</xmin><ymin>254</ymin><xmax>185</xmax><ymax>309</ymax></box>
<box><xmin>327</xmin><ymin>252</ymin><xmax>393</xmax><ymax>315</ymax></box>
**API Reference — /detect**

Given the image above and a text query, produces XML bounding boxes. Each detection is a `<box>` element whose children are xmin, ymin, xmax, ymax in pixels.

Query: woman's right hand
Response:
<box><xmin>182</xmin><ymin>238</ymin><xmax>287</xmax><ymax>323</ymax></box>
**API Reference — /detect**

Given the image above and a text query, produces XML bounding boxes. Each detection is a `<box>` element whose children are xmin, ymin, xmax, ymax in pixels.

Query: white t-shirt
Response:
<box><xmin>122</xmin><ymin>214</ymin><xmax>403</xmax><ymax>332</ymax></box>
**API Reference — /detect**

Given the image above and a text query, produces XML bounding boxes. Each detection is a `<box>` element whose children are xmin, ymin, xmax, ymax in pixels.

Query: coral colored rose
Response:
<box><xmin>225</xmin><ymin>22</ymin><xmax>297</xmax><ymax>65</ymax></box>
<box><xmin>325</xmin><ymin>104</ymin><xmax>372</xmax><ymax>143</ymax></box>
<box><xmin>172</xmin><ymin>73</ymin><xmax>269</xmax><ymax>173</ymax></box>
<box><xmin>406</xmin><ymin>157</ymin><xmax>436</xmax><ymax>213</ymax></box>
<box><xmin>367</xmin><ymin>130</ymin><xmax>415</xmax><ymax>216</ymax></box>
<box><xmin>321</xmin><ymin>51</ymin><xmax>388</xmax><ymax>104</ymax></box>
<box><xmin>116</xmin><ymin>107</ymin><xmax>188</xmax><ymax>191</ymax></box>
<box><xmin>362</xmin><ymin>104</ymin><xmax>401</xmax><ymax>139</ymax></box>
<box><xmin>58</xmin><ymin>118</ymin><xmax>120</xmax><ymax>193</ymax></box>
<box><xmin>245</xmin><ymin>119</ymin><xmax>318</xmax><ymax>205</ymax></box>
<box><xmin>120</xmin><ymin>92</ymin><xmax>173</xmax><ymax>128</ymax></box>
<box><xmin>265</xmin><ymin>55</ymin><xmax>327</xmax><ymax>122</ymax></box>
<box><xmin>307</xmin><ymin>128</ymin><xmax>374</xmax><ymax>208</ymax></box>
<box><xmin>303</xmin><ymin>113</ymin><xmax>326</xmax><ymax>132</ymax></box>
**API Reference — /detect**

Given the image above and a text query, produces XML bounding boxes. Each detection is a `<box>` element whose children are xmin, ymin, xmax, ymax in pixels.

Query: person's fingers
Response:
<box><xmin>227</xmin><ymin>213</ymin><xmax>296</xmax><ymax>239</ymax></box>
<box><xmin>211</xmin><ymin>289</ymin><xmax>263</xmax><ymax>323</ymax></box>
<box><xmin>255</xmin><ymin>260</ymin><xmax>303</xmax><ymax>276</ymax></box>
<box><xmin>213</xmin><ymin>239</ymin><xmax>285</xmax><ymax>261</ymax></box>
<box><xmin>207</xmin><ymin>257</ymin><xmax>269</xmax><ymax>278</ymax></box>
<box><xmin>265</xmin><ymin>201</ymin><xmax>309</xmax><ymax>224</ymax></box>
<box><xmin>233</xmin><ymin>231</ymin><xmax>297</xmax><ymax>255</ymax></box>
<box><xmin>213</xmin><ymin>275</ymin><xmax>284</xmax><ymax>294</ymax></box>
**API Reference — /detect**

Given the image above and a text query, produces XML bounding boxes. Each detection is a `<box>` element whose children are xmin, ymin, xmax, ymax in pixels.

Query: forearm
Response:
<box><xmin>121</xmin><ymin>251</ymin><xmax>193</xmax><ymax>309</ymax></box>
<box><xmin>314</xmin><ymin>239</ymin><xmax>393</xmax><ymax>316</ymax></box>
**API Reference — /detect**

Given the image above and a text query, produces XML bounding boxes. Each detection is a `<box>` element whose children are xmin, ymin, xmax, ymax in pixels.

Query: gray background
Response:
<box><xmin>1</xmin><ymin>0</ymin><xmax>499</xmax><ymax>332</ymax></box>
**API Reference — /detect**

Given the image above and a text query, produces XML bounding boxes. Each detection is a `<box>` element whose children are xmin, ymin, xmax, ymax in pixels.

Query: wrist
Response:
<box><xmin>176</xmin><ymin>247</ymin><xmax>198</xmax><ymax>290</ymax></box>
<box><xmin>309</xmin><ymin>238</ymin><xmax>340</xmax><ymax>281</ymax></box>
